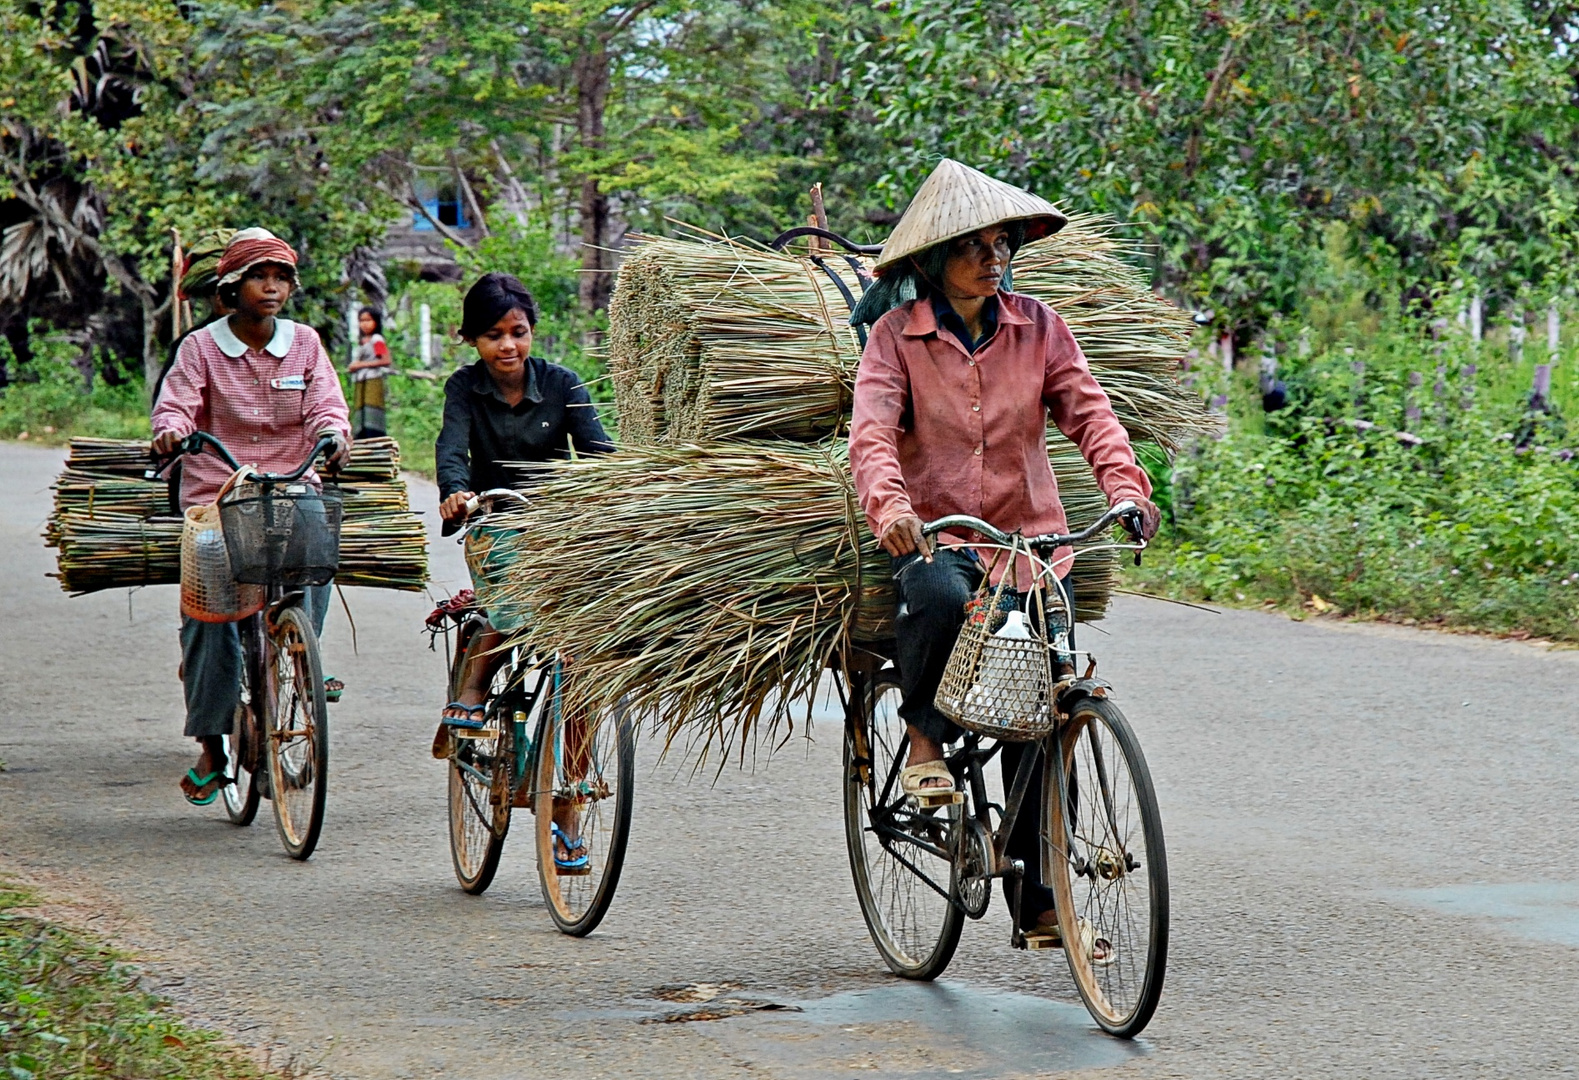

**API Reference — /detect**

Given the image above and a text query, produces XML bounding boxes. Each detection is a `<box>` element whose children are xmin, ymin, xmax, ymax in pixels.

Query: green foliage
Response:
<box><xmin>1143</xmin><ymin>323</ymin><xmax>1579</xmax><ymax>640</ymax></box>
<box><xmin>842</xmin><ymin>0</ymin><xmax>1579</xmax><ymax>335</ymax></box>
<box><xmin>0</xmin><ymin>882</ymin><xmax>278</xmax><ymax>1079</ymax></box>
<box><xmin>0</xmin><ymin>338</ymin><xmax>147</xmax><ymax>443</ymax></box>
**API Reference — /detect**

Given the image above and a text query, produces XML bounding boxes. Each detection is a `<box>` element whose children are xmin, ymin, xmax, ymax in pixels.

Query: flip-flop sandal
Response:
<box><xmin>1026</xmin><ymin>915</ymin><xmax>1115</xmax><ymax>966</ymax></box>
<box><xmin>551</xmin><ymin>824</ymin><xmax>590</xmax><ymax>874</ymax></box>
<box><xmin>441</xmin><ymin>703</ymin><xmax>487</xmax><ymax>730</ymax></box>
<box><xmin>900</xmin><ymin>759</ymin><xmax>961</xmax><ymax>805</ymax></box>
<box><xmin>323</xmin><ymin>676</ymin><xmax>344</xmax><ymax>703</ymax></box>
<box><xmin>181</xmin><ymin>768</ymin><xmax>231</xmax><ymax>807</ymax></box>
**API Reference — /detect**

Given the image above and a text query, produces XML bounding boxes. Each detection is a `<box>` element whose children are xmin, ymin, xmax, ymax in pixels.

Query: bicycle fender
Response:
<box><xmin>1055</xmin><ymin>677</ymin><xmax>1113</xmax><ymax>716</ymax></box>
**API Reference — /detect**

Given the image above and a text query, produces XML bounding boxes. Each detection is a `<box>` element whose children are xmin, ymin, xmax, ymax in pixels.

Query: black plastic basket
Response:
<box><xmin>218</xmin><ymin>482</ymin><xmax>343</xmax><ymax>587</ymax></box>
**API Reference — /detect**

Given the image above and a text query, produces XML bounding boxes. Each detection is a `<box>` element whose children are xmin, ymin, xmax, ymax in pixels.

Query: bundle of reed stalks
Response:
<box><xmin>491</xmin><ymin>441</ymin><xmax>1120</xmax><ymax>754</ymax></box>
<box><xmin>607</xmin><ymin>217</ymin><xmax>1213</xmax><ymax>451</ymax></box>
<box><xmin>340</xmin><ymin>437</ymin><xmax>401</xmax><ymax>482</ymax></box>
<box><xmin>609</xmin><ymin>236</ymin><xmax>866</xmax><ymax>443</ymax></box>
<box><xmin>337</xmin><ymin>513</ymin><xmax>430</xmax><ymax>591</ymax></box>
<box><xmin>336</xmin><ymin>481</ymin><xmax>409</xmax><ymax>516</ymax></box>
<box><xmin>47</xmin><ymin>472</ymin><xmax>171</xmax><ymax>545</ymax></box>
<box><xmin>51</xmin><ymin>513</ymin><xmax>182</xmax><ymax>594</ymax></box>
<box><xmin>49</xmin><ymin>509</ymin><xmax>428</xmax><ymax>594</ymax></box>
<box><xmin>66</xmin><ymin>437</ymin><xmax>154</xmax><ymax>478</ymax></box>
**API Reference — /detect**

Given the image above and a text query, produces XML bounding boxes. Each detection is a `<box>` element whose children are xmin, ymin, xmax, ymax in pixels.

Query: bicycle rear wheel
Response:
<box><xmin>447</xmin><ymin>626</ymin><xmax>519</xmax><ymax>894</ymax></box>
<box><xmin>1044</xmin><ymin>695</ymin><xmax>1168</xmax><ymax>1038</ymax></box>
<box><xmin>532</xmin><ymin>673</ymin><xmax>635</xmax><ymax>937</ymax></box>
<box><xmin>843</xmin><ymin>674</ymin><xmax>964</xmax><ymax>980</ymax></box>
<box><xmin>264</xmin><ymin>605</ymin><xmax>329</xmax><ymax>861</ymax></box>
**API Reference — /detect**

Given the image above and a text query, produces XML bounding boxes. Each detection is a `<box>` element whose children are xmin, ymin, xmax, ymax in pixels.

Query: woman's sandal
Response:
<box><xmin>551</xmin><ymin>824</ymin><xmax>590</xmax><ymax>875</ymax></box>
<box><xmin>1026</xmin><ymin>914</ymin><xmax>1115</xmax><ymax>966</ymax></box>
<box><xmin>900</xmin><ymin>759</ymin><xmax>962</xmax><ymax>806</ymax></box>
<box><xmin>441</xmin><ymin>702</ymin><xmax>487</xmax><ymax>730</ymax></box>
<box><xmin>323</xmin><ymin>676</ymin><xmax>344</xmax><ymax>703</ymax></box>
<box><xmin>181</xmin><ymin>768</ymin><xmax>232</xmax><ymax>807</ymax></box>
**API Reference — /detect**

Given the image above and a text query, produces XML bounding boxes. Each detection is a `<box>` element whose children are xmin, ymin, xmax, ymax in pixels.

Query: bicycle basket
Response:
<box><xmin>180</xmin><ymin>499</ymin><xmax>265</xmax><ymax>623</ymax></box>
<box><xmin>934</xmin><ymin>540</ymin><xmax>1056</xmax><ymax>741</ymax></box>
<box><xmin>218</xmin><ymin>482</ymin><xmax>343</xmax><ymax>587</ymax></box>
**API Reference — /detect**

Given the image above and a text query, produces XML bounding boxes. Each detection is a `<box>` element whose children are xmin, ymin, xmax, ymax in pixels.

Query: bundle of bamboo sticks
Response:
<box><xmin>48</xmin><ymin>437</ymin><xmax>427</xmax><ymax>594</ymax></box>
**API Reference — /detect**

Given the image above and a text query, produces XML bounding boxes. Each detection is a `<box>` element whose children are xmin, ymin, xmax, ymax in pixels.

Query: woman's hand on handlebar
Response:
<box><xmin>879</xmin><ymin>514</ymin><xmax>933</xmax><ymax>562</ymax></box>
<box><xmin>440</xmin><ymin>490</ymin><xmax>477</xmax><ymax>524</ymax></box>
<box><xmin>1128</xmin><ymin>497</ymin><xmax>1162</xmax><ymax>541</ymax></box>
<box><xmin>151</xmin><ymin>430</ymin><xmax>184</xmax><ymax>457</ymax></box>
<box><xmin>320</xmin><ymin>430</ymin><xmax>352</xmax><ymax>471</ymax></box>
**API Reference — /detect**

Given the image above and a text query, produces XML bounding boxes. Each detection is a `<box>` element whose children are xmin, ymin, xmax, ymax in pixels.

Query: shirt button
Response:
<box><xmin>974</xmin><ymin>446</ymin><xmax>982</xmax><ymax>456</ymax></box>
<box><xmin>972</xmin><ymin>404</ymin><xmax>980</xmax><ymax>412</ymax></box>
<box><xmin>252</xmin><ymin>435</ymin><xmax>260</xmax><ymax>443</ymax></box>
<box><xmin>968</xmin><ymin>360</ymin><xmax>976</xmax><ymax>367</ymax></box>
<box><xmin>253</xmin><ymin>379</ymin><xmax>259</xmax><ymax>386</ymax></box>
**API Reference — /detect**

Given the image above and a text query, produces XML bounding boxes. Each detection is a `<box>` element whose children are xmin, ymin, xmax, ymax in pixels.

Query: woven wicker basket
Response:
<box><xmin>933</xmin><ymin>539</ymin><xmax>1057</xmax><ymax>741</ymax></box>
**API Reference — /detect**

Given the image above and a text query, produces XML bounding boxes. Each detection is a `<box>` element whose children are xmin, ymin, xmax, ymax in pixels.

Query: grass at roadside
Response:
<box><xmin>0</xmin><ymin>882</ymin><xmax>281</xmax><ymax>1080</ymax></box>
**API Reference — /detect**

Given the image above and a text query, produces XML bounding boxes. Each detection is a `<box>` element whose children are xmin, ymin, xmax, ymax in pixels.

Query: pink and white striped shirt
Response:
<box><xmin>152</xmin><ymin>318</ymin><xmax>351</xmax><ymax>508</ymax></box>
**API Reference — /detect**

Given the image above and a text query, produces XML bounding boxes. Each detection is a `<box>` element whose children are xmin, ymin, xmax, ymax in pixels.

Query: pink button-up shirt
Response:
<box><xmin>151</xmin><ymin>318</ymin><xmax>352</xmax><ymax>509</ymax></box>
<box><xmin>849</xmin><ymin>291</ymin><xmax>1150</xmax><ymax>581</ymax></box>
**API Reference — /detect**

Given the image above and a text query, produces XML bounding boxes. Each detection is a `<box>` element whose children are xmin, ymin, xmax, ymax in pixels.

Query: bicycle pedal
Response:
<box><xmin>452</xmin><ymin>728</ymin><xmax>496</xmax><ymax>740</ymax></box>
<box><xmin>555</xmin><ymin>865</ymin><xmax>592</xmax><ymax>877</ymax></box>
<box><xmin>911</xmin><ymin>790</ymin><xmax>964</xmax><ymax>808</ymax></box>
<box><xmin>1022</xmin><ymin>932</ymin><xmax>1063</xmax><ymax>951</ymax></box>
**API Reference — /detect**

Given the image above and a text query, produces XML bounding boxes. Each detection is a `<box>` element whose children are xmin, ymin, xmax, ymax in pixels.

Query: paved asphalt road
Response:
<box><xmin>2</xmin><ymin>440</ymin><xmax>1577</xmax><ymax>1079</ymax></box>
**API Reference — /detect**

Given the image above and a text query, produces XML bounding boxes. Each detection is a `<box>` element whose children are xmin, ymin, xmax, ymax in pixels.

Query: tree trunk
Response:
<box><xmin>575</xmin><ymin>43</ymin><xmax>612</xmax><ymax>317</ymax></box>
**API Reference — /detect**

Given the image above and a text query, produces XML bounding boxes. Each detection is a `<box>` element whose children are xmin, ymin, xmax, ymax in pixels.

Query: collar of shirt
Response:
<box><xmin>208</xmin><ymin>317</ymin><xmax>297</xmax><ymax>359</ymax></box>
<box><xmin>467</xmin><ymin>357</ymin><xmax>545</xmax><ymax>407</ymax></box>
<box><xmin>928</xmin><ymin>293</ymin><xmax>1000</xmax><ymax>355</ymax></box>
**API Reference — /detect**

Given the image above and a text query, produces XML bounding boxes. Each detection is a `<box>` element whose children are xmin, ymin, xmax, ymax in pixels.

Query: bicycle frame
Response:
<box><xmin>841</xmin><ymin>504</ymin><xmax>1147</xmax><ymax>930</ymax></box>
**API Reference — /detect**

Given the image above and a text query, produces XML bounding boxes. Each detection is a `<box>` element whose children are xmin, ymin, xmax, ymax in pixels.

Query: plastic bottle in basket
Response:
<box><xmin>962</xmin><ymin>610</ymin><xmax>1049</xmax><ymax>729</ymax></box>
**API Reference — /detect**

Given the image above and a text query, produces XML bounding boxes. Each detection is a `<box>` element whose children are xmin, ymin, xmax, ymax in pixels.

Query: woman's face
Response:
<box><xmin>235</xmin><ymin>263</ymin><xmax>295</xmax><ymax>318</ymax></box>
<box><xmin>359</xmin><ymin>311</ymin><xmax>377</xmax><ymax>337</ymax></box>
<box><xmin>470</xmin><ymin>308</ymin><xmax>534</xmax><ymax>380</ymax></box>
<box><xmin>942</xmin><ymin>226</ymin><xmax>1011</xmax><ymax>299</ymax></box>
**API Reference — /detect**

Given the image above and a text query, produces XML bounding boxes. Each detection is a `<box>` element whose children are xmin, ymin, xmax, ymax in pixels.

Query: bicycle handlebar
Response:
<box><xmin>921</xmin><ymin>500</ymin><xmax>1144</xmax><ymax>552</ymax></box>
<box><xmin>461</xmin><ymin>488</ymin><xmax>530</xmax><ymax>521</ymax></box>
<box><xmin>145</xmin><ymin>431</ymin><xmax>339</xmax><ymax>484</ymax></box>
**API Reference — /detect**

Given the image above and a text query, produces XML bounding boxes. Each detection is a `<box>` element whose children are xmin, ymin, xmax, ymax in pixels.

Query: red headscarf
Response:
<box><xmin>216</xmin><ymin>227</ymin><xmax>298</xmax><ymax>287</ymax></box>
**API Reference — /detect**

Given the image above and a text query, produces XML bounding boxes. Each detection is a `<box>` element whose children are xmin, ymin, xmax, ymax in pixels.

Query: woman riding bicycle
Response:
<box><xmin>847</xmin><ymin>160</ymin><xmax>1161</xmax><ymax>941</ymax></box>
<box><xmin>433</xmin><ymin>273</ymin><xmax>613</xmax><ymax>866</ymax></box>
<box><xmin>151</xmin><ymin>227</ymin><xmax>352</xmax><ymax>806</ymax></box>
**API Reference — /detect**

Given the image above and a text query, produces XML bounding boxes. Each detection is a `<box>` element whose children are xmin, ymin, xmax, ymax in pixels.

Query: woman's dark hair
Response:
<box><xmin>359</xmin><ymin>306</ymin><xmax>383</xmax><ymax>334</ymax></box>
<box><xmin>847</xmin><ymin>220</ymin><xmax>1029</xmax><ymax>328</ymax></box>
<box><xmin>460</xmin><ymin>273</ymin><xmax>538</xmax><ymax>339</ymax></box>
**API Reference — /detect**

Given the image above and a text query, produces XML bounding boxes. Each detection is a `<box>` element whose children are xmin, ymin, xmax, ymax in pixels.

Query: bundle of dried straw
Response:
<box><xmin>608</xmin><ymin>216</ymin><xmax>1211</xmax><ymax>450</ymax></box>
<box><xmin>492</xmin><ymin>440</ymin><xmax>1118</xmax><ymax>753</ymax></box>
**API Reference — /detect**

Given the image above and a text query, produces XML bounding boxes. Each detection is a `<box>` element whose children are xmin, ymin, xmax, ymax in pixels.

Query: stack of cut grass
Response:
<box><xmin>497</xmin><ymin>441</ymin><xmax>1119</xmax><ymax>751</ymax></box>
<box><xmin>609</xmin><ymin>235</ymin><xmax>866</xmax><ymax>443</ymax></box>
<box><xmin>608</xmin><ymin>218</ymin><xmax>1210</xmax><ymax>451</ymax></box>
<box><xmin>505</xmin><ymin>213</ymin><xmax>1205</xmax><ymax>750</ymax></box>
<box><xmin>47</xmin><ymin>436</ymin><xmax>427</xmax><ymax>594</ymax></box>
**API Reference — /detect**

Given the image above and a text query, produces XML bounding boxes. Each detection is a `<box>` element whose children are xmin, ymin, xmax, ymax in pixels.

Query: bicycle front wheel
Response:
<box><xmin>532</xmin><ymin>677</ymin><xmax>634</xmax><ymax>937</ymax></box>
<box><xmin>447</xmin><ymin>626</ymin><xmax>516</xmax><ymax>894</ymax></box>
<box><xmin>1044</xmin><ymin>695</ymin><xmax>1168</xmax><ymax>1038</ymax></box>
<box><xmin>843</xmin><ymin>674</ymin><xmax>964</xmax><ymax>980</ymax></box>
<box><xmin>264</xmin><ymin>605</ymin><xmax>330</xmax><ymax>861</ymax></box>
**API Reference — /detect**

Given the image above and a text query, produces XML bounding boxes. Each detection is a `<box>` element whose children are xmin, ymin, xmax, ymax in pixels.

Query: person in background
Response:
<box><xmin>348</xmin><ymin>306</ymin><xmax>392</xmax><ymax>439</ymax></box>
<box><xmin>151</xmin><ymin>227</ymin><xmax>352</xmax><ymax>807</ymax></box>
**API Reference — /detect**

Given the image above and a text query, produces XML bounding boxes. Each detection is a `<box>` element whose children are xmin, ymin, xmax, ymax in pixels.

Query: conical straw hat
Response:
<box><xmin>875</xmin><ymin>159</ymin><xmax>1068</xmax><ymax>271</ymax></box>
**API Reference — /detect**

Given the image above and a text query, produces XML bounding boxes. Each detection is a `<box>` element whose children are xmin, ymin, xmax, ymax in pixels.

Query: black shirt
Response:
<box><xmin>931</xmin><ymin>292</ymin><xmax>1000</xmax><ymax>355</ymax></box>
<box><xmin>436</xmin><ymin>357</ymin><xmax>614</xmax><ymax>503</ymax></box>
